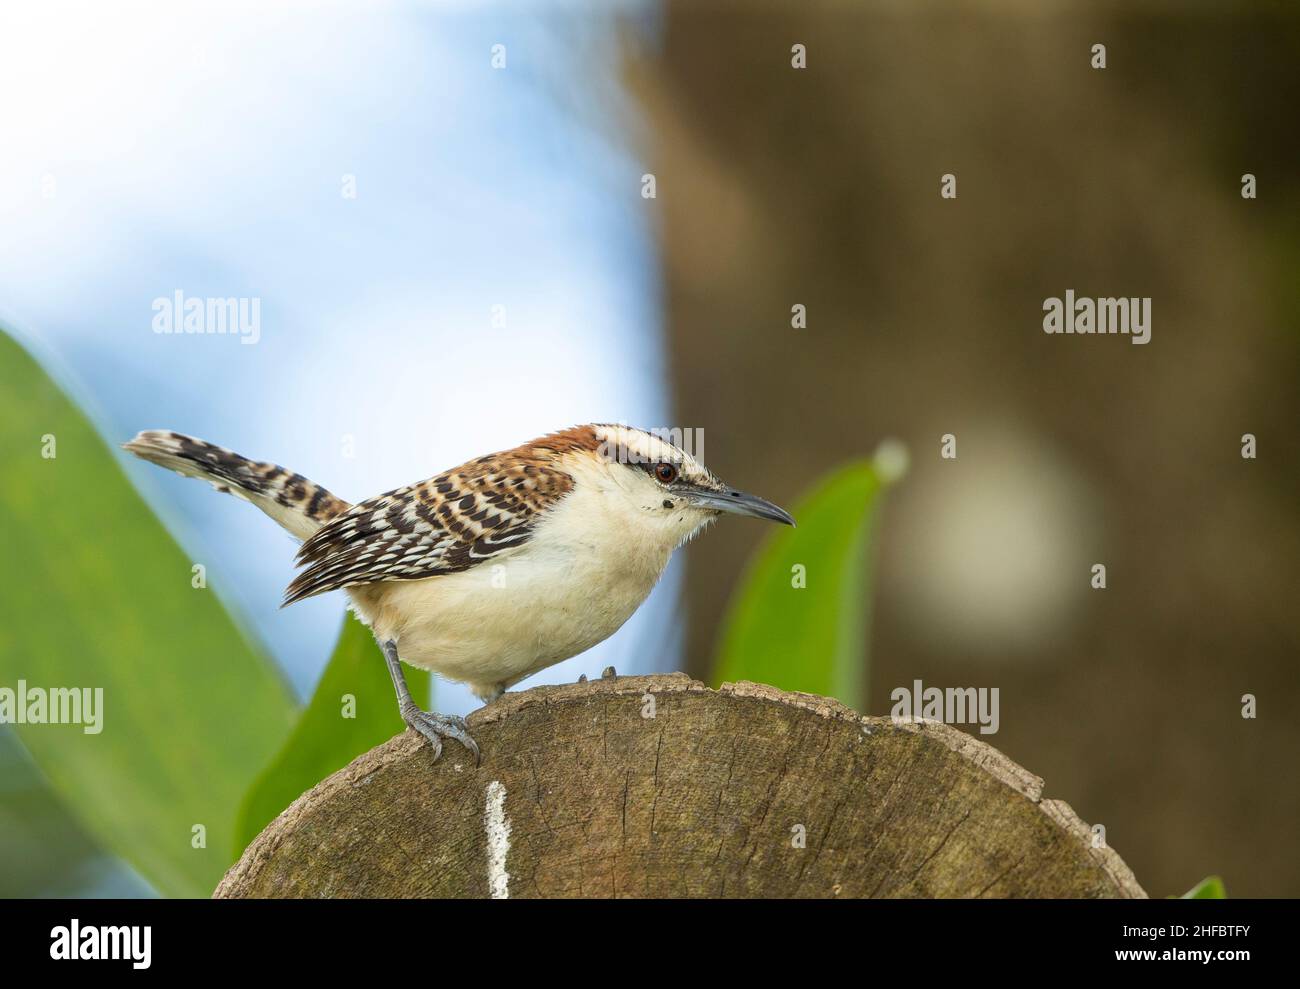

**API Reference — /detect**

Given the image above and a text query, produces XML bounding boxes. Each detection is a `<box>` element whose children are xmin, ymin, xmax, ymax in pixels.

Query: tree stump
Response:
<box><xmin>215</xmin><ymin>674</ymin><xmax>1146</xmax><ymax>898</ymax></box>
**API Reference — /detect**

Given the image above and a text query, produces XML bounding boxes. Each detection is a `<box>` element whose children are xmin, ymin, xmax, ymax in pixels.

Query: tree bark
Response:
<box><xmin>215</xmin><ymin>674</ymin><xmax>1146</xmax><ymax>898</ymax></box>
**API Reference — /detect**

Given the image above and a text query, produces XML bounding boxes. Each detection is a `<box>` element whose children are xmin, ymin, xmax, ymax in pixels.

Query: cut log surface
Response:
<box><xmin>215</xmin><ymin>674</ymin><xmax>1146</xmax><ymax>898</ymax></box>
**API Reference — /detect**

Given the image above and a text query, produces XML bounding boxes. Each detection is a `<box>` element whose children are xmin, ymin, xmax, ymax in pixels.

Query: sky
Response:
<box><xmin>0</xmin><ymin>1</ymin><xmax>675</xmax><ymax>721</ymax></box>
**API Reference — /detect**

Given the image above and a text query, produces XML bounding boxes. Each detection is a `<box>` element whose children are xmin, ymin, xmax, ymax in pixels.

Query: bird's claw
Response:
<box><xmin>400</xmin><ymin>703</ymin><xmax>480</xmax><ymax>765</ymax></box>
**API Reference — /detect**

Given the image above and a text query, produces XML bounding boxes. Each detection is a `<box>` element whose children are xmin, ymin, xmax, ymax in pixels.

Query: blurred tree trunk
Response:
<box><xmin>622</xmin><ymin>2</ymin><xmax>1300</xmax><ymax>898</ymax></box>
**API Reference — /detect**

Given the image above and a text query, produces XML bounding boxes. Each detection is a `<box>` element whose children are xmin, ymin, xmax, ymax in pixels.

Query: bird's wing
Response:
<box><xmin>282</xmin><ymin>455</ymin><xmax>575</xmax><ymax>605</ymax></box>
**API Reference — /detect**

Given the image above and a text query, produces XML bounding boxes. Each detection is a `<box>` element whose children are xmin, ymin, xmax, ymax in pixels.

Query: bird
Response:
<box><xmin>122</xmin><ymin>423</ymin><xmax>794</xmax><ymax>762</ymax></box>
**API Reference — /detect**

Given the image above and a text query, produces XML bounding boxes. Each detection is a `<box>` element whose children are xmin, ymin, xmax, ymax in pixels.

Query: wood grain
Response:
<box><xmin>216</xmin><ymin>674</ymin><xmax>1145</xmax><ymax>898</ymax></box>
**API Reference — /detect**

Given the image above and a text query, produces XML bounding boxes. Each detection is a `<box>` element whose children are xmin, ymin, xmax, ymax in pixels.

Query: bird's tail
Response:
<box><xmin>122</xmin><ymin>430</ymin><xmax>350</xmax><ymax>541</ymax></box>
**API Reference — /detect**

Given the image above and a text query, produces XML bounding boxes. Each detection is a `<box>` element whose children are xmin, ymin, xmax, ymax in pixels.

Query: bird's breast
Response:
<box><xmin>357</xmin><ymin>486</ymin><xmax>675</xmax><ymax>690</ymax></box>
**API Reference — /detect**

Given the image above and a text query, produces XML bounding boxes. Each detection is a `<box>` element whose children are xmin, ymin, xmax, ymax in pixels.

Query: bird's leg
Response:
<box><xmin>380</xmin><ymin>639</ymin><xmax>480</xmax><ymax>764</ymax></box>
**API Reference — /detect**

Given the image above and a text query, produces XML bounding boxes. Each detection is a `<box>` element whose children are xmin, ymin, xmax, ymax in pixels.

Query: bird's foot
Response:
<box><xmin>400</xmin><ymin>702</ymin><xmax>480</xmax><ymax>765</ymax></box>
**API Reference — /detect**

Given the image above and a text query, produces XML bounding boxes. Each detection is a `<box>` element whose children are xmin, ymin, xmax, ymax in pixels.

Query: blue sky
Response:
<box><xmin>0</xmin><ymin>2</ymin><xmax>676</xmax><ymax>715</ymax></box>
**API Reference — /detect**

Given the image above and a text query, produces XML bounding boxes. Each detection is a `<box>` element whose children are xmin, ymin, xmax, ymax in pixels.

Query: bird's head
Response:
<box><xmin>569</xmin><ymin>423</ymin><xmax>794</xmax><ymax>546</ymax></box>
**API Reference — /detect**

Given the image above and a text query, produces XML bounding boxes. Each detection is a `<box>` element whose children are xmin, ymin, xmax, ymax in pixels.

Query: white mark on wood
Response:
<box><xmin>485</xmin><ymin>780</ymin><xmax>511</xmax><ymax>899</ymax></box>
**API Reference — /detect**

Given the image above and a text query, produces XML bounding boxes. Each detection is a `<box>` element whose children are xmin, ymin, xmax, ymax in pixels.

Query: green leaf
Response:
<box><xmin>1180</xmin><ymin>875</ymin><xmax>1228</xmax><ymax>899</ymax></box>
<box><xmin>0</xmin><ymin>727</ymin><xmax>101</xmax><ymax>897</ymax></box>
<box><xmin>0</xmin><ymin>331</ymin><xmax>298</xmax><ymax>897</ymax></box>
<box><xmin>234</xmin><ymin>613</ymin><xmax>429</xmax><ymax>853</ymax></box>
<box><xmin>711</xmin><ymin>446</ymin><xmax>905</xmax><ymax>709</ymax></box>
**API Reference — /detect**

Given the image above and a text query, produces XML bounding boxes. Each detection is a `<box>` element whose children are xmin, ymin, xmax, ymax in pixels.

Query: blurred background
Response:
<box><xmin>2</xmin><ymin>1</ymin><xmax>1297</xmax><ymax>897</ymax></box>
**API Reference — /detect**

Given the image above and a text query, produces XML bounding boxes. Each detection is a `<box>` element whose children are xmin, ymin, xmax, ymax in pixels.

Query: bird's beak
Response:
<box><xmin>686</xmin><ymin>488</ymin><xmax>796</xmax><ymax>526</ymax></box>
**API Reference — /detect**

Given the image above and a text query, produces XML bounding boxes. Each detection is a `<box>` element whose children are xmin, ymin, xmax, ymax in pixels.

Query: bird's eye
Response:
<box><xmin>654</xmin><ymin>462</ymin><xmax>678</xmax><ymax>484</ymax></box>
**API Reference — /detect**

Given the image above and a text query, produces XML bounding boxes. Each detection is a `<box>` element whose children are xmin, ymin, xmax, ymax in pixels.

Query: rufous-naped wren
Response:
<box><xmin>123</xmin><ymin>424</ymin><xmax>794</xmax><ymax>762</ymax></box>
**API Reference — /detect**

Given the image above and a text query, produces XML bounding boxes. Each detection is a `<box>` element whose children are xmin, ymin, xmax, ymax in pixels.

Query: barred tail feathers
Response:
<box><xmin>122</xmin><ymin>430</ymin><xmax>349</xmax><ymax>541</ymax></box>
